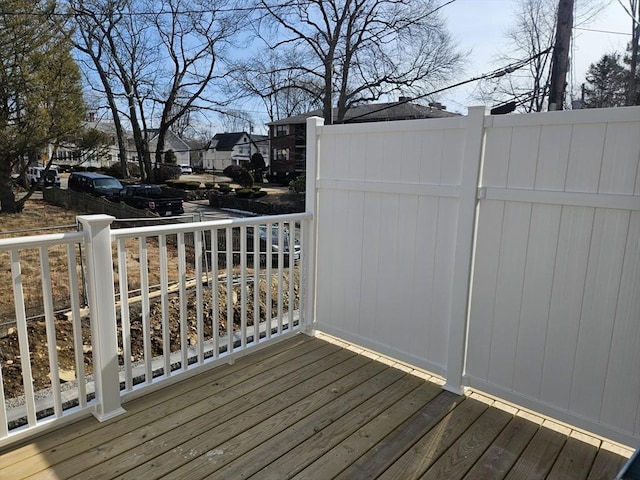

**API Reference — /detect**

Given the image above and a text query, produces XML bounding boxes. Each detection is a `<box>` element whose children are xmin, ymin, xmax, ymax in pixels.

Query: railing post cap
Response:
<box><xmin>467</xmin><ymin>105</ymin><xmax>489</xmax><ymax>115</ymax></box>
<box><xmin>307</xmin><ymin>116</ymin><xmax>325</xmax><ymax>126</ymax></box>
<box><xmin>76</xmin><ymin>214</ymin><xmax>115</xmax><ymax>228</ymax></box>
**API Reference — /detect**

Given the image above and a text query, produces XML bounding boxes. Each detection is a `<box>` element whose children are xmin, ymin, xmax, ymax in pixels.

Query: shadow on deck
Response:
<box><xmin>0</xmin><ymin>334</ymin><xmax>632</xmax><ymax>479</ymax></box>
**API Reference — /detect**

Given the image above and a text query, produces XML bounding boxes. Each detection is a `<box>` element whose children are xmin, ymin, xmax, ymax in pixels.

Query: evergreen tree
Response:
<box><xmin>0</xmin><ymin>0</ymin><xmax>85</xmax><ymax>213</ymax></box>
<box><xmin>582</xmin><ymin>54</ymin><xmax>628</xmax><ymax>108</ymax></box>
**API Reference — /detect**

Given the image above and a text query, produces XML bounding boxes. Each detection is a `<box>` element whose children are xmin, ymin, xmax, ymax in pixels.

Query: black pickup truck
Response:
<box><xmin>119</xmin><ymin>184</ymin><xmax>184</xmax><ymax>216</ymax></box>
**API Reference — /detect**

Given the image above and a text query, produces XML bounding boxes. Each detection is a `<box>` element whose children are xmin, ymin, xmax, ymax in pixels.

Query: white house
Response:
<box><xmin>198</xmin><ymin>132</ymin><xmax>269</xmax><ymax>171</ymax></box>
<box><xmin>147</xmin><ymin>129</ymin><xmax>191</xmax><ymax>166</ymax></box>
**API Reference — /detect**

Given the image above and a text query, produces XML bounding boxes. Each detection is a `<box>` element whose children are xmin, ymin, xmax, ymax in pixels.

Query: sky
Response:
<box><xmin>437</xmin><ymin>0</ymin><xmax>635</xmax><ymax>113</ymax></box>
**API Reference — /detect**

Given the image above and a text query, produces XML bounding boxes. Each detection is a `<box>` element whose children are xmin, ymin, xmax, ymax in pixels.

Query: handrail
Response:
<box><xmin>110</xmin><ymin>212</ymin><xmax>311</xmax><ymax>239</ymax></box>
<box><xmin>0</xmin><ymin>231</ymin><xmax>84</xmax><ymax>250</ymax></box>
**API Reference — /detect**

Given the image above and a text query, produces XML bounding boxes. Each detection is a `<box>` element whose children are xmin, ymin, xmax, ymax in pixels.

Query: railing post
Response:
<box><xmin>444</xmin><ymin>106</ymin><xmax>488</xmax><ymax>394</ymax></box>
<box><xmin>77</xmin><ymin>214</ymin><xmax>126</xmax><ymax>421</ymax></box>
<box><xmin>303</xmin><ymin>116</ymin><xmax>324</xmax><ymax>334</ymax></box>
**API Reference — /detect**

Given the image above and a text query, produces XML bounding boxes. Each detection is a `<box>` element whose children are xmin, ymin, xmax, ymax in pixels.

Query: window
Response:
<box><xmin>275</xmin><ymin>125</ymin><xmax>288</xmax><ymax>137</ymax></box>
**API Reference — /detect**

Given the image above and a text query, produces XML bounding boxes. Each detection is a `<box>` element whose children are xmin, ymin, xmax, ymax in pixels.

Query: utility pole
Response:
<box><xmin>548</xmin><ymin>0</ymin><xmax>574</xmax><ymax>111</ymax></box>
<box><xmin>627</xmin><ymin>15</ymin><xmax>639</xmax><ymax>105</ymax></box>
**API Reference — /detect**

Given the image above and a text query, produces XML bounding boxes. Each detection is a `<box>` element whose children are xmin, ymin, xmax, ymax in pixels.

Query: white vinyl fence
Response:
<box><xmin>307</xmin><ymin>106</ymin><xmax>640</xmax><ymax>447</ymax></box>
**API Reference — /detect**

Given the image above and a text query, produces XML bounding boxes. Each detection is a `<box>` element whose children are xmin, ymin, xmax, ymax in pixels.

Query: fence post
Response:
<box><xmin>444</xmin><ymin>106</ymin><xmax>488</xmax><ymax>395</ymax></box>
<box><xmin>302</xmin><ymin>116</ymin><xmax>324</xmax><ymax>334</ymax></box>
<box><xmin>77</xmin><ymin>214</ymin><xmax>126</xmax><ymax>421</ymax></box>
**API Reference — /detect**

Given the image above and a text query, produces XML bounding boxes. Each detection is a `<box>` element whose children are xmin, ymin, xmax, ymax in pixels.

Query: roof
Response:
<box><xmin>146</xmin><ymin>129</ymin><xmax>190</xmax><ymax>149</ymax></box>
<box><xmin>211</xmin><ymin>132</ymin><xmax>268</xmax><ymax>151</ymax></box>
<box><xmin>267</xmin><ymin>101</ymin><xmax>459</xmax><ymax>126</ymax></box>
<box><xmin>211</xmin><ymin>132</ymin><xmax>247</xmax><ymax>151</ymax></box>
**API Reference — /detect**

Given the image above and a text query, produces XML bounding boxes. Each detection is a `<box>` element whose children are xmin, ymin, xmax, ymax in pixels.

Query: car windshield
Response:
<box><xmin>133</xmin><ymin>186</ymin><xmax>162</xmax><ymax>197</ymax></box>
<box><xmin>95</xmin><ymin>178</ymin><xmax>122</xmax><ymax>189</ymax></box>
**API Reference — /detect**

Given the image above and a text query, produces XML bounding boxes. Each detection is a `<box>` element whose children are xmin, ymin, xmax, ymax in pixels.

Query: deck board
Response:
<box><xmin>0</xmin><ymin>334</ymin><xmax>632</xmax><ymax>480</ymax></box>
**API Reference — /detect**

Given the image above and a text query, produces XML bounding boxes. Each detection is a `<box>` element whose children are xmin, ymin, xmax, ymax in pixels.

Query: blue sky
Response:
<box><xmin>439</xmin><ymin>0</ymin><xmax>635</xmax><ymax>113</ymax></box>
<box><xmin>229</xmin><ymin>0</ymin><xmax>635</xmax><ymax>131</ymax></box>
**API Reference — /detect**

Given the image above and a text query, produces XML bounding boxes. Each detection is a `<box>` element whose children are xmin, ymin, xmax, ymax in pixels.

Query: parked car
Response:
<box><xmin>68</xmin><ymin>172</ymin><xmax>123</xmax><ymax>200</ymax></box>
<box><xmin>179</xmin><ymin>164</ymin><xmax>193</xmax><ymax>175</ymax></box>
<box><xmin>214</xmin><ymin>224</ymin><xmax>300</xmax><ymax>267</ymax></box>
<box><xmin>248</xmin><ymin>225</ymin><xmax>301</xmax><ymax>262</ymax></box>
<box><xmin>119</xmin><ymin>184</ymin><xmax>184</xmax><ymax>216</ymax></box>
<box><xmin>26</xmin><ymin>166</ymin><xmax>61</xmax><ymax>189</ymax></box>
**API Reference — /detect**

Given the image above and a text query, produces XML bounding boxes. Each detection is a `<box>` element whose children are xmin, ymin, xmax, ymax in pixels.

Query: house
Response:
<box><xmin>267</xmin><ymin>98</ymin><xmax>459</xmax><ymax>181</ymax></box>
<box><xmin>53</xmin><ymin>119</ymin><xmax>130</xmax><ymax>169</ymax></box>
<box><xmin>146</xmin><ymin>129</ymin><xmax>191</xmax><ymax>166</ymax></box>
<box><xmin>198</xmin><ymin>132</ymin><xmax>269</xmax><ymax>172</ymax></box>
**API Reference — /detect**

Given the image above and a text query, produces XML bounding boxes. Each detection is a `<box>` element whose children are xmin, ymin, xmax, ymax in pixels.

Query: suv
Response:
<box><xmin>68</xmin><ymin>172</ymin><xmax>123</xmax><ymax>200</ymax></box>
<box><xmin>179</xmin><ymin>164</ymin><xmax>193</xmax><ymax>175</ymax></box>
<box><xmin>26</xmin><ymin>166</ymin><xmax>61</xmax><ymax>188</ymax></box>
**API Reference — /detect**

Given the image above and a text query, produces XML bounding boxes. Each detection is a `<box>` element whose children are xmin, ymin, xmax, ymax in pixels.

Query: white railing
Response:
<box><xmin>110</xmin><ymin>214</ymin><xmax>309</xmax><ymax>396</ymax></box>
<box><xmin>0</xmin><ymin>212</ymin><xmax>311</xmax><ymax>446</ymax></box>
<box><xmin>0</xmin><ymin>230</ymin><xmax>93</xmax><ymax>441</ymax></box>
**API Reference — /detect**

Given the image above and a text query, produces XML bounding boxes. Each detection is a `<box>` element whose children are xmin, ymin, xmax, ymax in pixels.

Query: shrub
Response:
<box><xmin>252</xmin><ymin>190</ymin><xmax>267</xmax><ymax>198</ymax></box>
<box><xmin>154</xmin><ymin>163</ymin><xmax>181</xmax><ymax>183</ymax></box>
<box><xmin>235</xmin><ymin>188</ymin><xmax>253</xmax><ymax>198</ymax></box>
<box><xmin>236</xmin><ymin>169</ymin><xmax>254</xmax><ymax>188</ymax></box>
<box><xmin>166</xmin><ymin>179</ymin><xmax>201</xmax><ymax>190</ymax></box>
<box><xmin>289</xmin><ymin>173</ymin><xmax>306</xmax><ymax>193</ymax></box>
<box><xmin>164</xmin><ymin>149</ymin><xmax>177</xmax><ymax>164</ymax></box>
<box><xmin>223</xmin><ymin>164</ymin><xmax>243</xmax><ymax>179</ymax></box>
<box><xmin>249</xmin><ymin>152</ymin><xmax>266</xmax><ymax>183</ymax></box>
<box><xmin>104</xmin><ymin>163</ymin><xmax>124</xmax><ymax>179</ymax></box>
<box><xmin>204</xmin><ymin>181</ymin><xmax>216</xmax><ymax>189</ymax></box>
<box><xmin>218</xmin><ymin>183</ymin><xmax>232</xmax><ymax>194</ymax></box>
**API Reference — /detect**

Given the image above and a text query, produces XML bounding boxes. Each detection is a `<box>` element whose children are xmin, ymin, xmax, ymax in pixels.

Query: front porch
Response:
<box><xmin>1</xmin><ymin>335</ymin><xmax>631</xmax><ymax>480</ymax></box>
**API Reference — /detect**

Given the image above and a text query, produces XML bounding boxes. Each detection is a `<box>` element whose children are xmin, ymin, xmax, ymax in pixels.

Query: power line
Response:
<box><xmin>343</xmin><ymin>47</ymin><xmax>553</xmax><ymax>123</ymax></box>
<box><xmin>575</xmin><ymin>26</ymin><xmax>632</xmax><ymax>35</ymax></box>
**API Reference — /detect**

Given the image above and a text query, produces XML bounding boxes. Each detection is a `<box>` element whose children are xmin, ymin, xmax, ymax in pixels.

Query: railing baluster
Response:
<box><xmin>211</xmin><ymin>228</ymin><xmax>219</xmax><ymax>359</ymax></box>
<box><xmin>240</xmin><ymin>226</ymin><xmax>247</xmax><ymax>348</ymax></box>
<box><xmin>266</xmin><ymin>222</ymin><xmax>272</xmax><ymax>340</ymax></box>
<box><xmin>139</xmin><ymin>236</ymin><xmax>152</xmax><ymax>384</ymax></box>
<box><xmin>226</xmin><ymin>227</ymin><xmax>233</xmax><ymax>357</ymax></box>
<box><xmin>10</xmin><ymin>249</ymin><xmax>37</xmax><ymax>427</ymax></box>
<box><xmin>39</xmin><ymin>247</ymin><xmax>62</xmax><ymax>417</ymax></box>
<box><xmin>178</xmin><ymin>232</ymin><xmax>188</xmax><ymax>370</ymax></box>
<box><xmin>159</xmin><ymin>234</ymin><xmax>170</xmax><ymax>378</ymax></box>
<box><xmin>0</xmin><ymin>362</ymin><xmax>7</xmax><ymax>438</ymax></box>
<box><xmin>117</xmin><ymin>237</ymin><xmax>132</xmax><ymax>391</ymax></box>
<box><xmin>67</xmin><ymin>243</ymin><xmax>86</xmax><ymax>406</ymax></box>
<box><xmin>253</xmin><ymin>225</ymin><xmax>260</xmax><ymax>344</ymax></box>
<box><xmin>277</xmin><ymin>223</ymin><xmax>284</xmax><ymax>335</ymax></box>
<box><xmin>288</xmin><ymin>222</ymin><xmax>296</xmax><ymax>329</ymax></box>
<box><xmin>195</xmin><ymin>231</ymin><xmax>204</xmax><ymax>364</ymax></box>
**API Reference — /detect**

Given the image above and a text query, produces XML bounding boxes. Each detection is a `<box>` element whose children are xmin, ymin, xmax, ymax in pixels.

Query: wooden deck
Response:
<box><xmin>0</xmin><ymin>334</ymin><xmax>632</xmax><ymax>480</ymax></box>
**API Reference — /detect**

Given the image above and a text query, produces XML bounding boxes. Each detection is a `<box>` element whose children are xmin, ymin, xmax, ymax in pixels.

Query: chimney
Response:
<box><xmin>398</xmin><ymin>96</ymin><xmax>411</xmax><ymax>103</ymax></box>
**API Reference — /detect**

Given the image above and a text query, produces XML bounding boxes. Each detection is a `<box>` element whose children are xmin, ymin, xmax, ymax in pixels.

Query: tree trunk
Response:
<box><xmin>323</xmin><ymin>63</ymin><xmax>333</xmax><ymax>125</ymax></box>
<box><xmin>0</xmin><ymin>159</ymin><xmax>20</xmax><ymax>214</ymax></box>
<box><xmin>155</xmin><ymin>129</ymin><xmax>166</xmax><ymax>167</ymax></box>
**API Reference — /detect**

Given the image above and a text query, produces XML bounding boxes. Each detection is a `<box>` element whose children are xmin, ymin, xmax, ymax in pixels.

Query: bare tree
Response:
<box><xmin>218</xmin><ymin>109</ymin><xmax>254</xmax><ymax>133</ymax></box>
<box><xmin>73</xmin><ymin>0</ymin><xmax>245</xmax><ymax>181</ymax></box>
<box><xmin>232</xmin><ymin>50</ymin><xmax>321</xmax><ymax>122</ymax></box>
<box><xmin>478</xmin><ymin>0</ymin><xmax>603</xmax><ymax>112</ymax></box>
<box><xmin>73</xmin><ymin>0</ymin><xmax>133</xmax><ymax>177</ymax></box>
<box><xmin>255</xmin><ymin>0</ymin><xmax>463</xmax><ymax>124</ymax></box>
